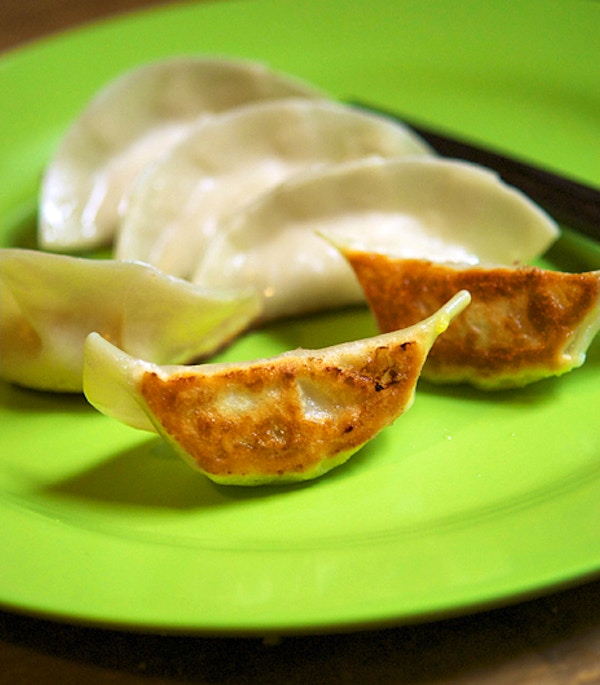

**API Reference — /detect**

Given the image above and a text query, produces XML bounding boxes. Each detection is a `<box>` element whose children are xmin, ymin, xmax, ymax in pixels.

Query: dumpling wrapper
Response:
<box><xmin>83</xmin><ymin>291</ymin><xmax>471</xmax><ymax>485</ymax></box>
<box><xmin>0</xmin><ymin>248</ymin><xmax>262</xmax><ymax>392</ymax></box>
<box><xmin>192</xmin><ymin>157</ymin><xmax>559</xmax><ymax>321</ymax></box>
<box><xmin>115</xmin><ymin>98</ymin><xmax>432</xmax><ymax>278</ymax></box>
<box><xmin>38</xmin><ymin>56</ymin><xmax>324</xmax><ymax>252</ymax></box>
<box><xmin>337</xmin><ymin>250</ymin><xmax>600</xmax><ymax>389</ymax></box>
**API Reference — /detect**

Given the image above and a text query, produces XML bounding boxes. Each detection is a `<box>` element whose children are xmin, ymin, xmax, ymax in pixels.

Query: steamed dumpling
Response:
<box><xmin>83</xmin><ymin>291</ymin><xmax>470</xmax><ymax>484</ymax></box>
<box><xmin>192</xmin><ymin>157</ymin><xmax>559</xmax><ymax>321</ymax></box>
<box><xmin>0</xmin><ymin>248</ymin><xmax>261</xmax><ymax>392</ymax></box>
<box><xmin>115</xmin><ymin>99</ymin><xmax>433</xmax><ymax>278</ymax></box>
<box><xmin>38</xmin><ymin>56</ymin><xmax>324</xmax><ymax>252</ymax></box>
<box><xmin>337</xmin><ymin>251</ymin><xmax>600</xmax><ymax>389</ymax></box>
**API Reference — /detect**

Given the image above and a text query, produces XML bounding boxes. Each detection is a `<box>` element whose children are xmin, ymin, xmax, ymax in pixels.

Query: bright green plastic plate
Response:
<box><xmin>1</xmin><ymin>0</ymin><xmax>599</xmax><ymax>636</ymax></box>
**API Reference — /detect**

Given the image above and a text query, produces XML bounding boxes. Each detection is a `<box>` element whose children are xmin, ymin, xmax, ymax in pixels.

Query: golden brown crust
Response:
<box><xmin>140</xmin><ymin>341</ymin><xmax>424</xmax><ymax>478</ymax></box>
<box><xmin>345</xmin><ymin>252</ymin><xmax>600</xmax><ymax>386</ymax></box>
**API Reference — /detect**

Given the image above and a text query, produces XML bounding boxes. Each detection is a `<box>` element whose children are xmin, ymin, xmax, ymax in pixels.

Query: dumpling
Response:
<box><xmin>38</xmin><ymin>56</ymin><xmax>324</xmax><ymax>252</ymax></box>
<box><xmin>0</xmin><ymin>248</ymin><xmax>261</xmax><ymax>392</ymax></box>
<box><xmin>192</xmin><ymin>157</ymin><xmax>559</xmax><ymax>321</ymax></box>
<box><xmin>83</xmin><ymin>291</ymin><xmax>471</xmax><ymax>485</ymax></box>
<box><xmin>335</xmin><ymin>250</ymin><xmax>600</xmax><ymax>389</ymax></box>
<box><xmin>115</xmin><ymin>98</ymin><xmax>432</xmax><ymax>278</ymax></box>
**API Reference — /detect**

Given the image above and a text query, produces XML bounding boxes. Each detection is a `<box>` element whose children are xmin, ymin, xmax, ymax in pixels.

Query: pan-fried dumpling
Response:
<box><xmin>38</xmin><ymin>56</ymin><xmax>324</xmax><ymax>252</ymax></box>
<box><xmin>0</xmin><ymin>248</ymin><xmax>261</xmax><ymax>392</ymax></box>
<box><xmin>115</xmin><ymin>99</ymin><xmax>432</xmax><ymax>278</ymax></box>
<box><xmin>192</xmin><ymin>157</ymin><xmax>559</xmax><ymax>321</ymax></box>
<box><xmin>336</xmin><ymin>250</ymin><xmax>600</xmax><ymax>389</ymax></box>
<box><xmin>83</xmin><ymin>291</ymin><xmax>470</xmax><ymax>484</ymax></box>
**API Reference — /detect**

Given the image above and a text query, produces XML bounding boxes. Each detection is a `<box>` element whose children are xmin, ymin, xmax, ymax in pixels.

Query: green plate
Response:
<box><xmin>1</xmin><ymin>0</ymin><xmax>599</xmax><ymax>636</ymax></box>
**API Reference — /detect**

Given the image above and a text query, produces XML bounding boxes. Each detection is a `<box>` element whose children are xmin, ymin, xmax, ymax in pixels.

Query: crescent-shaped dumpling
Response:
<box><xmin>0</xmin><ymin>248</ymin><xmax>261</xmax><ymax>392</ymax></box>
<box><xmin>116</xmin><ymin>98</ymin><xmax>432</xmax><ymax>278</ymax></box>
<box><xmin>192</xmin><ymin>157</ymin><xmax>559</xmax><ymax>321</ymax></box>
<box><xmin>83</xmin><ymin>291</ymin><xmax>471</xmax><ymax>485</ymax></box>
<box><xmin>337</xmin><ymin>251</ymin><xmax>600</xmax><ymax>389</ymax></box>
<box><xmin>38</xmin><ymin>56</ymin><xmax>324</xmax><ymax>252</ymax></box>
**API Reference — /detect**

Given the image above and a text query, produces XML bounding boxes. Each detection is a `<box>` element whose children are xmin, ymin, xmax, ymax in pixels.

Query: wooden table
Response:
<box><xmin>1</xmin><ymin>2</ymin><xmax>600</xmax><ymax>683</ymax></box>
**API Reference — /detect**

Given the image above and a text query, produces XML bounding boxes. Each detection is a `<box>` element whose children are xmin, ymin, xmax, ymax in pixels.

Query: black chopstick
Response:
<box><xmin>352</xmin><ymin>101</ymin><xmax>600</xmax><ymax>243</ymax></box>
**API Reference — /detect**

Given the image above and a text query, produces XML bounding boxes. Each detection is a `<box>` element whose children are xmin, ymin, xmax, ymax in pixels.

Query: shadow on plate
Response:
<box><xmin>37</xmin><ymin>432</ymin><xmax>375</xmax><ymax>511</ymax></box>
<box><xmin>544</xmin><ymin>227</ymin><xmax>600</xmax><ymax>273</ymax></box>
<box><xmin>417</xmin><ymin>373</ymin><xmax>563</xmax><ymax>406</ymax></box>
<box><xmin>38</xmin><ymin>437</ymin><xmax>234</xmax><ymax>511</ymax></box>
<box><xmin>0</xmin><ymin>381</ymin><xmax>93</xmax><ymax>415</ymax></box>
<box><xmin>2</xmin><ymin>200</ymin><xmax>38</xmax><ymax>249</ymax></box>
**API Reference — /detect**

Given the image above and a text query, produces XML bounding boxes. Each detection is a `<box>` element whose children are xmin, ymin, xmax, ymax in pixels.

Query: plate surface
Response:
<box><xmin>1</xmin><ymin>0</ymin><xmax>599</xmax><ymax>635</ymax></box>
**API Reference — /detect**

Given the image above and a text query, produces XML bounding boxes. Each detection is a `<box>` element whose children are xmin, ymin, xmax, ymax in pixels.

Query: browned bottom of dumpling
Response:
<box><xmin>139</xmin><ymin>343</ymin><xmax>425</xmax><ymax>482</ymax></box>
<box><xmin>343</xmin><ymin>252</ymin><xmax>600</xmax><ymax>389</ymax></box>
